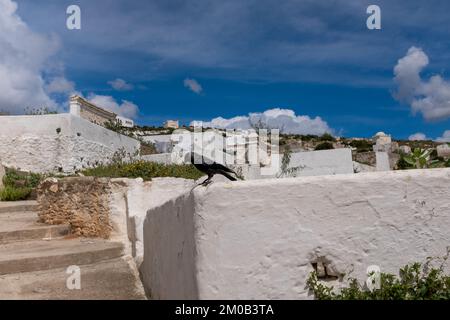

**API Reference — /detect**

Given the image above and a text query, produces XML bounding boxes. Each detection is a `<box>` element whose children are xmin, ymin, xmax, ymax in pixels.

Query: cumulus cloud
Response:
<box><xmin>393</xmin><ymin>47</ymin><xmax>450</xmax><ymax>121</ymax></box>
<box><xmin>190</xmin><ymin>108</ymin><xmax>332</xmax><ymax>135</ymax></box>
<box><xmin>45</xmin><ymin>77</ymin><xmax>75</xmax><ymax>94</ymax></box>
<box><xmin>408</xmin><ymin>132</ymin><xmax>427</xmax><ymax>141</ymax></box>
<box><xmin>87</xmin><ymin>94</ymin><xmax>139</xmax><ymax>119</ymax></box>
<box><xmin>0</xmin><ymin>0</ymin><xmax>65</xmax><ymax>114</ymax></box>
<box><xmin>436</xmin><ymin>130</ymin><xmax>450</xmax><ymax>142</ymax></box>
<box><xmin>183</xmin><ymin>78</ymin><xmax>203</xmax><ymax>94</ymax></box>
<box><xmin>108</xmin><ymin>78</ymin><xmax>134</xmax><ymax>91</ymax></box>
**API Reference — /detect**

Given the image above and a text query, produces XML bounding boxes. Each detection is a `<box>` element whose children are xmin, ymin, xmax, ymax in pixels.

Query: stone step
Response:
<box><xmin>0</xmin><ymin>201</ymin><xmax>38</xmax><ymax>214</ymax></box>
<box><xmin>0</xmin><ymin>258</ymin><xmax>147</xmax><ymax>300</ymax></box>
<box><xmin>0</xmin><ymin>211</ymin><xmax>69</xmax><ymax>243</ymax></box>
<box><xmin>0</xmin><ymin>238</ymin><xmax>124</xmax><ymax>275</ymax></box>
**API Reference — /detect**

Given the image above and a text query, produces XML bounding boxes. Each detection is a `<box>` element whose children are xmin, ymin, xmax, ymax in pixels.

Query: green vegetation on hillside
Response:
<box><xmin>81</xmin><ymin>160</ymin><xmax>204</xmax><ymax>181</ymax></box>
<box><xmin>314</xmin><ymin>142</ymin><xmax>334</xmax><ymax>151</ymax></box>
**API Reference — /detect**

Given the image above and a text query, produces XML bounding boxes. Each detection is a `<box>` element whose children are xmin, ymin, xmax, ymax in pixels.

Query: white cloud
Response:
<box><xmin>393</xmin><ymin>47</ymin><xmax>450</xmax><ymax>121</ymax></box>
<box><xmin>436</xmin><ymin>130</ymin><xmax>450</xmax><ymax>142</ymax></box>
<box><xmin>108</xmin><ymin>78</ymin><xmax>134</xmax><ymax>91</ymax></box>
<box><xmin>183</xmin><ymin>78</ymin><xmax>203</xmax><ymax>94</ymax></box>
<box><xmin>45</xmin><ymin>77</ymin><xmax>75</xmax><ymax>94</ymax></box>
<box><xmin>0</xmin><ymin>0</ymin><xmax>64</xmax><ymax>114</ymax></box>
<box><xmin>190</xmin><ymin>108</ymin><xmax>333</xmax><ymax>135</ymax></box>
<box><xmin>87</xmin><ymin>94</ymin><xmax>139</xmax><ymax>119</ymax></box>
<box><xmin>408</xmin><ymin>132</ymin><xmax>427</xmax><ymax>141</ymax></box>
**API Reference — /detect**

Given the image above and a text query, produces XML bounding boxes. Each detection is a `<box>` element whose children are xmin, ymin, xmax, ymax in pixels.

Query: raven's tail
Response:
<box><xmin>218</xmin><ymin>170</ymin><xmax>237</xmax><ymax>181</ymax></box>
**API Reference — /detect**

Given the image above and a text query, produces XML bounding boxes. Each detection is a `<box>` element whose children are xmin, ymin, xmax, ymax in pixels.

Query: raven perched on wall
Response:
<box><xmin>187</xmin><ymin>152</ymin><xmax>239</xmax><ymax>186</ymax></box>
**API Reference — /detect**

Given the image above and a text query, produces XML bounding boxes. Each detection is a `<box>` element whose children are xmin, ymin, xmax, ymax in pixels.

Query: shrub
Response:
<box><xmin>307</xmin><ymin>260</ymin><xmax>450</xmax><ymax>300</ymax></box>
<box><xmin>402</xmin><ymin>148</ymin><xmax>441</xmax><ymax>169</ymax></box>
<box><xmin>320</xmin><ymin>133</ymin><xmax>335</xmax><ymax>142</ymax></box>
<box><xmin>349</xmin><ymin>140</ymin><xmax>374</xmax><ymax>153</ymax></box>
<box><xmin>81</xmin><ymin>160</ymin><xmax>204</xmax><ymax>181</ymax></box>
<box><xmin>315</xmin><ymin>142</ymin><xmax>334</xmax><ymax>151</ymax></box>
<box><xmin>3</xmin><ymin>169</ymin><xmax>42</xmax><ymax>189</ymax></box>
<box><xmin>0</xmin><ymin>186</ymin><xmax>32</xmax><ymax>201</ymax></box>
<box><xmin>300</xmin><ymin>134</ymin><xmax>319</xmax><ymax>142</ymax></box>
<box><xmin>397</xmin><ymin>155</ymin><xmax>413</xmax><ymax>170</ymax></box>
<box><xmin>1</xmin><ymin>168</ymin><xmax>43</xmax><ymax>201</ymax></box>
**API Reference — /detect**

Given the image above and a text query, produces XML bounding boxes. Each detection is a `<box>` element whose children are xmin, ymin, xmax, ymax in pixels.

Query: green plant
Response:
<box><xmin>3</xmin><ymin>169</ymin><xmax>42</xmax><ymax>189</ymax></box>
<box><xmin>277</xmin><ymin>146</ymin><xmax>303</xmax><ymax>178</ymax></box>
<box><xmin>105</xmin><ymin>120</ymin><xmax>126</xmax><ymax>134</ymax></box>
<box><xmin>0</xmin><ymin>185</ymin><xmax>32</xmax><ymax>201</ymax></box>
<box><xmin>403</xmin><ymin>148</ymin><xmax>439</xmax><ymax>169</ymax></box>
<box><xmin>307</xmin><ymin>258</ymin><xmax>450</xmax><ymax>300</ymax></box>
<box><xmin>314</xmin><ymin>142</ymin><xmax>334</xmax><ymax>151</ymax></box>
<box><xmin>1</xmin><ymin>168</ymin><xmax>43</xmax><ymax>201</ymax></box>
<box><xmin>397</xmin><ymin>154</ymin><xmax>412</xmax><ymax>170</ymax></box>
<box><xmin>81</xmin><ymin>160</ymin><xmax>204</xmax><ymax>181</ymax></box>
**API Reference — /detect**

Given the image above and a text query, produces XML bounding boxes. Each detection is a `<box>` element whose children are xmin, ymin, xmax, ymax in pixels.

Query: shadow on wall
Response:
<box><xmin>140</xmin><ymin>192</ymin><xmax>199</xmax><ymax>299</ymax></box>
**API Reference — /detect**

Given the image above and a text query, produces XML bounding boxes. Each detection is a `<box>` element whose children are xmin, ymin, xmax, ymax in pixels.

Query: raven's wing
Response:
<box><xmin>217</xmin><ymin>170</ymin><xmax>237</xmax><ymax>181</ymax></box>
<box><xmin>209</xmin><ymin>162</ymin><xmax>236</xmax><ymax>173</ymax></box>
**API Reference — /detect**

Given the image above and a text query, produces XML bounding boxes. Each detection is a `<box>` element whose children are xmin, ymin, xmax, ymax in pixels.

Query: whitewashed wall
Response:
<box><xmin>238</xmin><ymin>148</ymin><xmax>354</xmax><ymax>180</ymax></box>
<box><xmin>141</xmin><ymin>168</ymin><xmax>450</xmax><ymax>299</ymax></box>
<box><xmin>141</xmin><ymin>135</ymin><xmax>173</xmax><ymax>153</ymax></box>
<box><xmin>281</xmin><ymin>148</ymin><xmax>354</xmax><ymax>177</ymax></box>
<box><xmin>0</xmin><ymin>114</ymin><xmax>140</xmax><ymax>173</ymax></box>
<box><xmin>108</xmin><ymin>177</ymin><xmax>195</xmax><ymax>267</ymax></box>
<box><xmin>140</xmin><ymin>153</ymin><xmax>173</xmax><ymax>165</ymax></box>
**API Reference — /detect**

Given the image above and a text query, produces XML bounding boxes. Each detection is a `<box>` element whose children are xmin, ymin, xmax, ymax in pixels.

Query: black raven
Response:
<box><xmin>188</xmin><ymin>152</ymin><xmax>239</xmax><ymax>186</ymax></box>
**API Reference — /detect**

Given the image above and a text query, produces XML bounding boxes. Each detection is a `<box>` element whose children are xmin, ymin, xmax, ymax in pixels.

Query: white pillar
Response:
<box><xmin>376</xmin><ymin>152</ymin><xmax>390</xmax><ymax>171</ymax></box>
<box><xmin>69</xmin><ymin>97</ymin><xmax>81</xmax><ymax>117</ymax></box>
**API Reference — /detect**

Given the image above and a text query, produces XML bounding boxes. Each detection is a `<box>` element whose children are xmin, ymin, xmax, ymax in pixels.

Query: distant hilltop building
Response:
<box><xmin>373</xmin><ymin>131</ymin><xmax>391</xmax><ymax>145</ymax></box>
<box><xmin>70</xmin><ymin>95</ymin><xmax>134</xmax><ymax>128</ymax></box>
<box><xmin>372</xmin><ymin>131</ymin><xmax>398</xmax><ymax>152</ymax></box>
<box><xmin>164</xmin><ymin>120</ymin><xmax>179</xmax><ymax>129</ymax></box>
<box><xmin>116</xmin><ymin>116</ymin><xmax>134</xmax><ymax>128</ymax></box>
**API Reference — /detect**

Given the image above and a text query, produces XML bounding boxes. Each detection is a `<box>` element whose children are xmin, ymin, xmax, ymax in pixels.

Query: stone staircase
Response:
<box><xmin>0</xmin><ymin>201</ymin><xmax>146</xmax><ymax>299</ymax></box>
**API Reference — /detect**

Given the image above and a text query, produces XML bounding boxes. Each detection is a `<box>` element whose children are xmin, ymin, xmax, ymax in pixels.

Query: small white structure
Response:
<box><xmin>375</xmin><ymin>152</ymin><xmax>391</xmax><ymax>171</ymax></box>
<box><xmin>373</xmin><ymin>131</ymin><xmax>395</xmax><ymax>152</ymax></box>
<box><xmin>280</xmin><ymin>148</ymin><xmax>353</xmax><ymax>177</ymax></box>
<box><xmin>116</xmin><ymin>116</ymin><xmax>134</xmax><ymax>128</ymax></box>
<box><xmin>437</xmin><ymin>144</ymin><xmax>450</xmax><ymax>159</ymax></box>
<box><xmin>164</xmin><ymin>120</ymin><xmax>179</xmax><ymax>129</ymax></box>
<box><xmin>373</xmin><ymin>131</ymin><xmax>391</xmax><ymax>145</ymax></box>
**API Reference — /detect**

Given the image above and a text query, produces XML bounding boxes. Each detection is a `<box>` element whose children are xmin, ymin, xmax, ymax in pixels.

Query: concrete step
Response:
<box><xmin>0</xmin><ymin>201</ymin><xmax>38</xmax><ymax>214</ymax></box>
<box><xmin>0</xmin><ymin>257</ymin><xmax>147</xmax><ymax>299</ymax></box>
<box><xmin>0</xmin><ymin>211</ymin><xmax>69</xmax><ymax>243</ymax></box>
<box><xmin>0</xmin><ymin>238</ymin><xmax>124</xmax><ymax>275</ymax></box>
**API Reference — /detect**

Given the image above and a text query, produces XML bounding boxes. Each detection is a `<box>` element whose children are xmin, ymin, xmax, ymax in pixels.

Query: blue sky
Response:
<box><xmin>2</xmin><ymin>0</ymin><xmax>450</xmax><ymax>140</ymax></box>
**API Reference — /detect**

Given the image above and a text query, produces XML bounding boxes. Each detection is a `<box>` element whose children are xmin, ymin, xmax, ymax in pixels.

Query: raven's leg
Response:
<box><xmin>191</xmin><ymin>174</ymin><xmax>213</xmax><ymax>191</ymax></box>
<box><xmin>201</xmin><ymin>174</ymin><xmax>214</xmax><ymax>186</ymax></box>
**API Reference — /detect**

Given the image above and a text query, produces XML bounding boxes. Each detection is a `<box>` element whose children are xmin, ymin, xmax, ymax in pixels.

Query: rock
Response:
<box><xmin>399</xmin><ymin>145</ymin><xmax>412</xmax><ymax>154</ymax></box>
<box><xmin>49</xmin><ymin>184</ymin><xmax>59</xmax><ymax>193</ymax></box>
<box><xmin>437</xmin><ymin>144</ymin><xmax>450</xmax><ymax>159</ymax></box>
<box><xmin>316</xmin><ymin>261</ymin><xmax>326</xmax><ymax>278</ymax></box>
<box><xmin>37</xmin><ymin>176</ymin><xmax>112</xmax><ymax>239</ymax></box>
